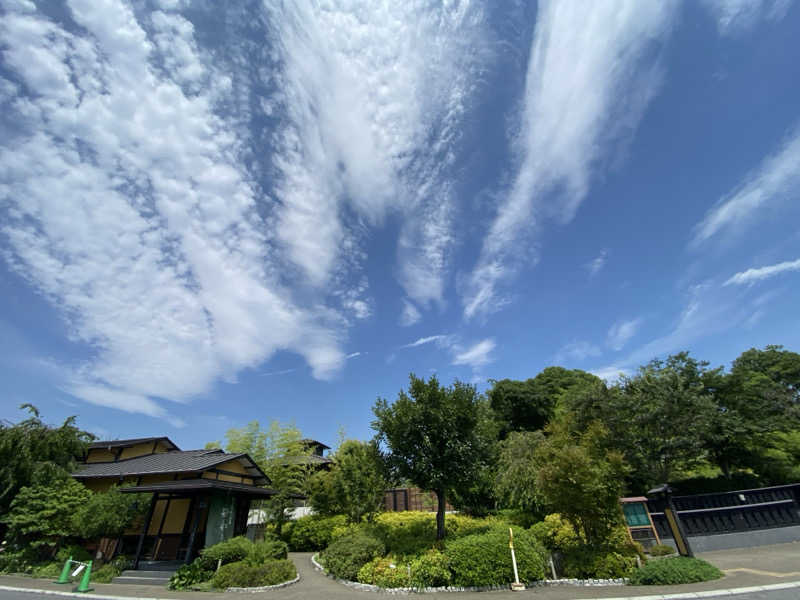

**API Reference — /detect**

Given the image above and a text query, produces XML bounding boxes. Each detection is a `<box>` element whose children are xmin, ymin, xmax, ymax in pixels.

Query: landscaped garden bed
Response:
<box><xmin>283</xmin><ymin>511</ymin><xmax>645</xmax><ymax>591</ymax></box>
<box><xmin>167</xmin><ymin>535</ymin><xmax>298</xmax><ymax>591</ymax></box>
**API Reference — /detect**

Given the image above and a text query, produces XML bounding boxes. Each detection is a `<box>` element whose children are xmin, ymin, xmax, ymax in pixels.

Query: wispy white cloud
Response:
<box><xmin>451</xmin><ymin>338</ymin><xmax>496</xmax><ymax>369</ymax></box>
<box><xmin>400</xmin><ymin>335</ymin><xmax>452</xmax><ymax>350</ymax></box>
<box><xmin>464</xmin><ymin>1</ymin><xmax>675</xmax><ymax>319</ymax></box>
<box><xmin>0</xmin><ymin>0</ymin><xmax>346</xmax><ymax>421</ymax></box>
<box><xmin>590</xmin><ymin>365</ymin><xmax>631</xmax><ymax>383</ymax></box>
<box><xmin>693</xmin><ymin>127</ymin><xmax>800</xmax><ymax>245</ymax></box>
<box><xmin>702</xmin><ymin>0</ymin><xmax>793</xmax><ymax>35</ymax></box>
<box><xmin>267</xmin><ymin>0</ymin><xmax>490</xmax><ymax>315</ymax></box>
<box><xmin>556</xmin><ymin>341</ymin><xmax>602</xmax><ymax>362</ymax></box>
<box><xmin>399</xmin><ymin>299</ymin><xmax>422</xmax><ymax>327</ymax></box>
<box><xmin>607</xmin><ymin>317</ymin><xmax>643</xmax><ymax>351</ymax></box>
<box><xmin>586</xmin><ymin>249</ymin><xmax>609</xmax><ymax>277</ymax></box>
<box><xmin>724</xmin><ymin>258</ymin><xmax>800</xmax><ymax>286</ymax></box>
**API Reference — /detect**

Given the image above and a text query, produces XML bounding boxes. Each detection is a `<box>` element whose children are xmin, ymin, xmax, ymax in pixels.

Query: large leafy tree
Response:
<box><xmin>564</xmin><ymin>353</ymin><xmax>719</xmax><ymax>491</ymax></box>
<box><xmin>707</xmin><ymin>346</ymin><xmax>800</xmax><ymax>478</ymax></box>
<box><xmin>495</xmin><ymin>430</ymin><xmax>545</xmax><ymax>516</ymax></box>
<box><xmin>308</xmin><ymin>439</ymin><xmax>386</xmax><ymax>523</ymax></box>
<box><xmin>220</xmin><ymin>420</ymin><xmax>311</xmax><ymax>536</ymax></box>
<box><xmin>534</xmin><ymin>420</ymin><xmax>628</xmax><ymax>547</ymax></box>
<box><xmin>372</xmin><ymin>374</ymin><xmax>487</xmax><ymax>539</ymax></box>
<box><xmin>0</xmin><ymin>405</ymin><xmax>94</xmax><ymax>517</ymax></box>
<box><xmin>489</xmin><ymin>367</ymin><xmax>600</xmax><ymax>438</ymax></box>
<box><xmin>3</xmin><ymin>477</ymin><xmax>91</xmax><ymax>560</ymax></box>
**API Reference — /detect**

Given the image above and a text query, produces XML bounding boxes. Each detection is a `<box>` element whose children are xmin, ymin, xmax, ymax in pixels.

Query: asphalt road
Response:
<box><xmin>0</xmin><ymin>590</ymin><xmax>798</xmax><ymax>600</ymax></box>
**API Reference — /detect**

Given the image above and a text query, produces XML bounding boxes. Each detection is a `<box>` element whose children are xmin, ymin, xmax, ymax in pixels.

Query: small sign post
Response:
<box><xmin>509</xmin><ymin>528</ymin><xmax>525</xmax><ymax>591</ymax></box>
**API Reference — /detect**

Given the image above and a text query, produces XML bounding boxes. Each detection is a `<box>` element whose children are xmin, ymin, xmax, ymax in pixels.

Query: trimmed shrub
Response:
<box><xmin>92</xmin><ymin>563</ymin><xmax>123</xmax><ymax>584</ymax></box>
<box><xmin>444</xmin><ymin>529</ymin><xmax>546</xmax><ymax>586</ymax></box>
<box><xmin>198</xmin><ymin>536</ymin><xmax>252</xmax><ymax>569</ymax></box>
<box><xmin>211</xmin><ymin>559</ymin><xmax>296</xmax><ymax>589</ymax></box>
<box><xmin>372</xmin><ymin>512</ymin><xmax>436</xmax><ymax>556</ymax></box>
<box><xmin>245</xmin><ymin>538</ymin><xmax>288</xmax><ymax>564</ymax></box>
<box><xmin>410</xmin><ymin>550</ymin><xmax>452</xmax><ymax>588</ymax></box>
<box><xmin>368</xmin><ymin>512</ymin><xmax>501</xmax><ymax>557</ymax></box>
<box><xmin>649</xmin><ymin>544</ymin><xmax>676</xmax><ymax>557</ymax></box>
<box><xmin>285</xmin><ymin>515</ymin><xmax>347</xmax><ymax>551</ymax></box>
<box><xmin>168</xmin><ymin>562</ymin><xmax>214</xmax><ymax>590</ymax></box>
<box><xmin>358</xmin><ymin>557</ymin><xmax>412</xmax><ymax>588</ymax></box>
<box><xmin>561</xmin><ymin>548</ymin><xmax>638</xmax><ymax>579</ymax></box>
<box><xmin>629</xmin><ymin>557</ymin><xmax>722</xmax><ymax>585</ymax></box>
<box><xmin>31</xmin><ymin>562</ymin><xmax>63</xmax><ymax>579</ymax></box>
<box><xmin>321</xmin><ymin>533</ymin><xmax>385</xmax><ymax>581</ymax></box>
<box><xmin>56</xmin><ymin>545</ymin><xmax>92</xmax><ymax>564</ymax></box>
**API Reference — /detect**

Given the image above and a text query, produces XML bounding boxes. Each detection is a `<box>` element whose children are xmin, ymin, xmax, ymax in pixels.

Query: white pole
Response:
<box><xmin>509</xmin><ymin>528</ymin><xmax>525</xmax><ymax>591</ymax></box>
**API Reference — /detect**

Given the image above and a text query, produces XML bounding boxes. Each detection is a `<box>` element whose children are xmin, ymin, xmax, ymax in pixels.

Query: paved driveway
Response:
<box><xmin>1</xmin><ymin>544</ymin><xmax>800</xmax><ymax>600</ymax></box>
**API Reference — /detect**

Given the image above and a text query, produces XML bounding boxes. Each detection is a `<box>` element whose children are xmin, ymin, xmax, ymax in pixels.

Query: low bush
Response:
<box><xmin>368</xmin><ymin>512</ymin><xmax>502</xmax><ymax>557</ymax></box>
<box><xmin>285</xmin><ymin>515</ymin><xmax>347</xmax><ymax>551</ymax></box>
<box><xmin>245</xmin><ymin>538</ymin><xmax>289</xmax><ymax>564</ymax></box>
<box><xmin>444</xmin><ymin>529</ymin><xmax>546</xmax><ymax>587</ymax></box>
<box><xmin>410</xmin><ymin>550</ymin><xmax>452</xmax><ymax>588</ymax></box>
<box><xmin>358</xmin><ymin>556</ymin><xmax>411</xmax><ymax>588</ymax></box>
<box><xmin>30</xmin><ymin>562</ymin><xmax>63</xmax><ymax>579</ymax></box>
<box><xmin>168</xmin><ymin>561</ymin><xmax>214</xmax><ymax>590</ymax></box>
<box><xmin>91</xmin><ymin>563</ymin><xmax>123</xmax><ymax>584</ymax></box>
<box><xmin>649</xmin><ymin>544</ymin><xmax>676</xmax><ymax>557</ymax></box>
<box><xmin>561</xmin><ymin>548</ymin><xmax>638</xmax><ymax>579</ymax></box>
<box><xmin>198</xmin><ymin>536</ymin><xmax>252</xmax><ymax>569</ymax></box>
<box><xmin>321</xmin><ymin>532</ymin><xmax>385</xmax><ymax>581</ymax></box>
<box><xmin>56</xmin><ymin>545</ymin><xmax>92</xmax><ymax>564</ymax></box>
<box><xmin>211</xmin><ymin>559</ymin><xmax>296</xmax><ymax>589</ymax></box>
<box><xmin>628</xmin><ymin>557</ymin><xmax>722</xmax><ymax>585</ymax></box>
<box><xmin>532</xmin><ymin>514</ymin><xmax>642</xmax><ymax>579</ymax></box>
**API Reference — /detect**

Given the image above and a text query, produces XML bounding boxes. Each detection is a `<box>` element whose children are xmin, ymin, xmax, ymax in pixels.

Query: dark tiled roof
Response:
<box><xmin>88</xmin><ymin>437</ymin><xmax>178</xmax><ymax>451</ymax></box>
<box><xmin>118</xmin><ymin>478</ymin><xmax>283</xmax><ymax>498</ymax></box>
<box><xmin>73</xmin><ymin>449</ymin><xmax>269</xmax><ymax>485</ymax></box>
<box><xmin>301</xmin><ymin>439</ymin><xmax>331</xmax><ymax>450</ymax></box>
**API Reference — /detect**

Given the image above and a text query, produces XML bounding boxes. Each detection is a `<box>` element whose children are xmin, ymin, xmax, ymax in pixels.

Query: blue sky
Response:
<box><xmin>1</xmin><ymin>0</ymin><xmax>799</xmax><ymax>450</ymax></box>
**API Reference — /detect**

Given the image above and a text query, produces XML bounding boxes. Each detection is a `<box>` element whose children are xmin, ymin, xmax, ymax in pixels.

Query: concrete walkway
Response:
<box><xmin>0</xmin><ymin>543</ymin><xmax>798</xmax><ymax>599</ymax></box>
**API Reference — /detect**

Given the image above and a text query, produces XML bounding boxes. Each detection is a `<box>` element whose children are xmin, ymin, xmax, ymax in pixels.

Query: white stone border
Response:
<box><xmin>310</xmin><ymin>554</ymin><xmax>627</xmax><ymax>593</ymax></box>
<box><xmin>226</xmin><ymin>572</ymin><xmax>301</xmax><ymax>592</ymax></box>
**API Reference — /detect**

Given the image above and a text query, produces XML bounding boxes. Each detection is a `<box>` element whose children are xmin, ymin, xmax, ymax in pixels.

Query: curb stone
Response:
<box><xmin>310</xmin><ymin>554</ymin><xmax>627</xmax><ymax>593</ymax></box>
<box><xmin>226</xmin><ymin>573</ymin><xmax>301</xmax><ymax>592</ymax></box>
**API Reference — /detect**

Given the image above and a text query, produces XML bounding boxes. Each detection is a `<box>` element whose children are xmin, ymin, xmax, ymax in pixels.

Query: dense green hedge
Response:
<box><xmin>628</xmin><ymin>557</ymin><xmax>722</xmax><ymax>585</ymax></box>
<box><xmin>321</xmin><ymin>532</ymin><xmax>385</xmax><ymax>580</ymax></box>
<box><xmin>211</xmin><ymin>559</ymin><xmax>296</xmax><ymax>589</ymax></box>
<box><xmin>284</xmin><ymin>515</ymin><xmax>347</xmax><ymax>551</ymax></box>
<box><xmin>444</xmin><ymin>529</ymin><xmax>546</xmax><ymax>586</ymax></box>
<box><xmin>169</xmin><ymin>535</ymin><xmax>287</xmax><ymax>590</ymax></box>
<box><xmin>356</xmin><ymin>550</ymin><xmax>453</xmax><ymax>588</ymax></box>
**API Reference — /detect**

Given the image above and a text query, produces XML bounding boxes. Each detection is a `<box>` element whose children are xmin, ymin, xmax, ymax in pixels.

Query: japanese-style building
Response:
<box><xmin>72</xmin><ymin>437</ymin><xmax>276</xmax><ymax>567</ymax></box>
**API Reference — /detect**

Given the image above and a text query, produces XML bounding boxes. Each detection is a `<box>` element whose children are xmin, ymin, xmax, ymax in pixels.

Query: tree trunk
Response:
<box><xmin>435</xmin><ymin>489</ymin><xmax>446</xmax><ymax>540</ymax></box>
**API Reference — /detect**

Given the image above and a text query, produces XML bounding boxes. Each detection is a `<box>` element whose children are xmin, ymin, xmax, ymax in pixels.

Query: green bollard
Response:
<box><xmin>55</xmin><ymin>557</ymin><xmax>72</xmax><ymax>584</ymax></box>
<box><xmin>73</xmin><ymin>560</ymin><xmax>93</xmax><ymax>593</ymax></box>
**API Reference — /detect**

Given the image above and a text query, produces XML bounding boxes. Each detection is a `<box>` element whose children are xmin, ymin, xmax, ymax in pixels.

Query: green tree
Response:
<box><xmin>221</xmin><ymin>420</ymin><xmax>312</xmax><ymax>536</ymax></box>
<box><xmin>0</xmin><ymin>405</ymin><xmax>94</xmax><ymax>517</ymax></box>
<box><xmin>534</xmin><ymin>420</ymin><xmax>628</xmax><ymax>547</ymax></box>
<box><xmin>489</xmin><ymin>367</ymin><xmax>600</xmax><ymax>438</ymax></box>
<box><xmin>3</xmin><ymin>477</ymin><xmax>90</xmax><ymax>560</ymax></box>
<box><xmin>309</xmin><ymin>440</ymin><xmax>386</xmax><ymax>523</ymax></box>
<box><xmin>372</xmin><ymin>374</ymin><xmax>487</xmax><ymax>540</ymax></box>
<box><xmin>707</xmin><ymin>346</ymin><xmax>800</xmax><ymax>478</ymax></box>
<box><xmin>495</xmin><ymin>430</ymin><xmax>545</xmax><ymax>515</ymax></box>
<box><xmin>732</xmin><ymin>345</ymin><xmax>800</xmax><ymax>401</ymax></box>
<box><xmin>77</xmin><ymin>486</ymin><xmax>149</xmax><ymax>540</ymax></box>
<box><xmin>570</xmin><ymin>353</ymin><xmax>719</xmax><ymax>490</ymax></box>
